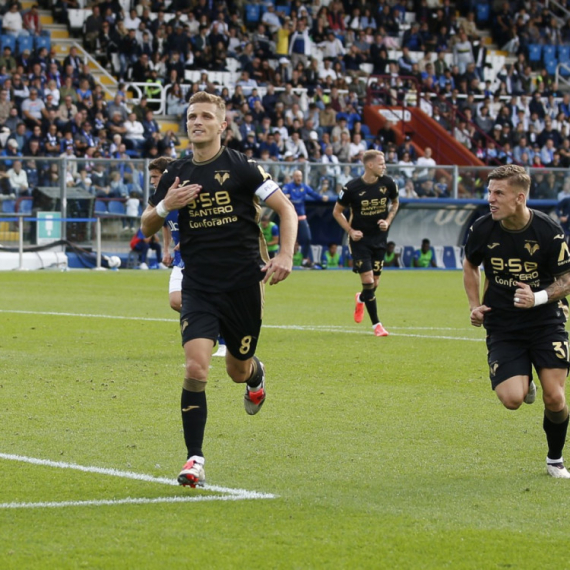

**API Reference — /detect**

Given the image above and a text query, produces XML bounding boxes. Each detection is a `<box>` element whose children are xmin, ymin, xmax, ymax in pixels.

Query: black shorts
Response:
<box><xmin>350</xmin><ymin>235</ymin><xmax>386</xmax><ymax>275</ymax></box>
<box><xmin>486</xmin><ymin>325</ymin><xmax>570</xmax><ymax>389</ymax></box>
<box><xmin>180</xmin><ymin>283</ymin><xmax>264</xmax><ymax>360</ymax></box>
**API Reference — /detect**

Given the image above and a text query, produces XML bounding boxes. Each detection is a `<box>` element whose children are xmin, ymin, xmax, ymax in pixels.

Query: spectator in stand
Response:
<box><xmin>21</xmin><ymin>88</ymin><xmax>45</xmax><ymax>130</ymax></box>
<box><xmin>8</xmin><ymin>160</ymin><xmax>29</xmax><ymax>196</ymax></box>
<box><xmin>288</xmin><ymin>19</ymin><xmax>313</xmax><ymax>69</ymax></box>
<box><xmin>416</xmin><ymin>147</ymin><xmax>436</xmax><ymax>181</ymax></box>
<box><xmin>2</xmin><ymin>4</ymin><xmax>29</xmax><ymax>37</ymax></box>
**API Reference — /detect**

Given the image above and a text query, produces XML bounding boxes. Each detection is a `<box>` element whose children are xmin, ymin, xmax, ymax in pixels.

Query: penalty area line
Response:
<box><xmin>0</xmin><ymin>495</ymin><xmax>271</xmax><ymax>510</ymax></box>
<box><xmin>0</xmin><ymin>453</ymin><xmax>276</xmax><ymax>503</ymax></box>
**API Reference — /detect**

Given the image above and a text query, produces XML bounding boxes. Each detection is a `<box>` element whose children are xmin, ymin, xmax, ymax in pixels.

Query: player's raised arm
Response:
<box><xmin>141</xmin><ymin>177</ymin><xmax>202</xmax><ymax>237</ymax></box>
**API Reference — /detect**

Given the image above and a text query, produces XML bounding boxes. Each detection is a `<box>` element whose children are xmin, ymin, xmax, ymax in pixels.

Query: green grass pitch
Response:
<box><xmin>1</xmin><ymin>269</ymin><xmax>569</xmax><ymax>569</ymax></box>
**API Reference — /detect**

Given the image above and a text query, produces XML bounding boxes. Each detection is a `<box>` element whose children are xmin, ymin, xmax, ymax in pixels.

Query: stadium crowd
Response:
<box><xmin>0</xmin><ymin>0</ymin><xmax>568</xmax><ymax>201</ymax></box>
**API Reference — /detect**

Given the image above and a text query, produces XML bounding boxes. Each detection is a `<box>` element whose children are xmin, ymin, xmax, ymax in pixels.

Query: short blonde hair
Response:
<box><xmin>188</xmin><ymin>91</ymin><xmax>226</xmax><ymax>121</ymax></box>
<box><xmin>363</xmin><ymin>149</ymin><xmax>384</xmax><ymax>165</ymax></box>
<box><xmin>488</xmin><ymin>164</ymin><xmax>531</xmax><ymax>195</ymax></box>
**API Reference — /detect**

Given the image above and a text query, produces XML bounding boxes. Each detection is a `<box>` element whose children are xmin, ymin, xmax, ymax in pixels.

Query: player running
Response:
<box><xmin>464</xmin><ymin>164</ymin><xmax>570</xmax><ymax>478</ymax></box>
<box><xmin>141</xmin><ymin>92</ymin><xmax>297</xmax><ymax>487</ymax></box>
<box><xmin>333</xmin><ymin>150</ymin><xmax>399</xmax><ymax>336</ymax></box>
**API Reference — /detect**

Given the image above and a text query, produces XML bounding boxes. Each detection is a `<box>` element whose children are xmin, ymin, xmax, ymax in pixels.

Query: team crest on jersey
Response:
<box><xmin>489</xmin><ymin>361</ymin><xmax>499</xmax><ymax>377</ymax></box>
<box><xmin>214</xmin><ymin>171</ymin><xmax>230</xmax><ymax>185</ymax></box>
<box><xmin>524</xmin><ymin>241</ymin><xmax>540</xmax><ymax>255</ymax></box>
<box><xmin>379</xmin><ymin>186</ymin><xmax>387</xmax><ymax>194</ymax></box>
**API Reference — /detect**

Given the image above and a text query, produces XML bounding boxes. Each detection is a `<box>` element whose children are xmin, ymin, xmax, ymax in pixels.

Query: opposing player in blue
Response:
<box><xmin>282</xmin><ymin>169</ymin><xmax>328</xmax><ymax>265</ymax></box>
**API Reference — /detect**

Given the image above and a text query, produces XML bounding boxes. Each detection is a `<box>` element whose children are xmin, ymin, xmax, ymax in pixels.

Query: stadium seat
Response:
<box><xmin>16</xmin><ymin>197</ymin><xmax>32</xmax><ymax>214</ymax></box>
<box><xmin>401</xmin><ymin>246</ymin><xmax>415</xmax><ymax>268</ymax></box>
<box><xmin>558</xmin><ymin>45</ymin><xmax>570</xmax><ymax>63</ymax></box>
<box><xmin>108</xmin><ymin>200</ymin><xmax>126</xmax><ymax>216</ymax></box>
<box><xmin>1</xmin><ymin>199</ymin><xmax>16</xmax><ymax>213</ymax></box>
<box><xmin>543</xmin><ymin>44</ymin><xmax>557</xmax><ymax>64</ymax></box>
<box><xmin>245</xmin><ymin>4</ymin><xmax>261</xmax><ymax>27</ymax></box>
<box><xmin>34</xmin><ymin>35</ymin><xmax>51</xmax><ymax>52</ymax></box>
<box><xmin>94</xmin><ymin>199</ymin><xmax>108</xmax><ymax>214</ymax></box>
<box><xmin>545</xmin><ymin>58</ymin><xmax>558</xmax><ymax>76</ymax></box>
<box><xmin>438</xmin><ymin>246</ymin><xmax>464</xmax><ymax>269</ymax></box>
<box><xmin>0</xmin><ymin>35</ymin><xmax>16</xmax><ymax>53</ymax></box>
<box><xmin>360</xmin><ymin>124</ymin><xmax>371</xmax><ymax>138</ymax></box>
<box><xmin>476</xmin><ymin>2</ymin><xmax>490</xmax><ymax>25</ymax></box>
<box><xmin>528</xmin><ymin>44</ymin><xmax>542</xmax><ymax>66</ymax></box>
<box><xmin>17</xmin><ymin>35</ymin><xmax>34</xmax><ymax>55</ymax></box>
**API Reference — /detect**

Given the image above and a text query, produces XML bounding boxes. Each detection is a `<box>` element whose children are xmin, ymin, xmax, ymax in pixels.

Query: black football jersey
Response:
<box><xmin>465</xmin><ymin>209</ymin><xmax>570</xmax><ymax>332</ymax></box>
<box><xmin>337</xmin><ymin>174</ymin><xmax>398</xmax><ymax>236</ymax></box>
<box><xmin>149</xmin><ymin>146</ymin><xmax>279</xmax><ymax>292</ymax></box>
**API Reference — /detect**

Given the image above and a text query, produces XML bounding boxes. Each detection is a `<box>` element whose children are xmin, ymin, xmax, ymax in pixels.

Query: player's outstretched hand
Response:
<box><xmin>261</xmin><ymin>253</ymin><xmax>292</xmax><ymax>285</ymax></box>
<box><xmin>163</xmin><ymin>177</ymin><xmax>202</xmax><ymax>210</ymax></box>
<box><xmin>514</xmin><ymin>281</ymin><xmax>534</xmax><ymax>308</ymax></box>
<box><xmin>470</xmin><ymin>305</ymin><xmax>491</xmax><ymax>327</ymax></box>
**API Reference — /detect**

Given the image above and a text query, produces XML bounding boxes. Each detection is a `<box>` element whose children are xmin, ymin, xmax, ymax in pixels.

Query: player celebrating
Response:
<box><xmin>333</xmin><ymin>150</ymin><xmax>399</xmax><ymax>336</ymax></box>
<box><xmin>463</xmin><ymin>164</ymin><xmax>570</xmax><ymax>478</ymax></box>
<box><xmin>141</xmin><ymin>92</ymin><xmax>297</xmax><ymax>487</ymax></box>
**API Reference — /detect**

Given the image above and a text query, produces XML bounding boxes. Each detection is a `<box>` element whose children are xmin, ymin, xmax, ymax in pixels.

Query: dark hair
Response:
<box><xmin>148</xmin><ymin>156</ymin><xmax>173</xmax><ymax>172</ymax></box>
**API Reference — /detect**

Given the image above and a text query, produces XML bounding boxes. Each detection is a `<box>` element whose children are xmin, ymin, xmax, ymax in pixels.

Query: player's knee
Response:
<box><xmin>543</xmin><ymin>389</ymin><xmax>566</xmax><ymax>411</ymax></box>
<box><xmin>498</xmin><ymin>394</ymin><xmax>523</xmax><ymax>410</ymax></box>
<box><xmin>185</xmin><ymin>360</ymin><xmax>209</xmax><ymax>382</ymax></box>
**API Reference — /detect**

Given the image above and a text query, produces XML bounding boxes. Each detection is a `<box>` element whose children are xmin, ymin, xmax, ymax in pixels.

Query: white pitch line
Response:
<box><xmin>0</xmin><ymin>309</ymin><xmax>483</xmax><ymax>341</ymax></box>
<box><xmin>0</xmin><ymin>453</ymin><xmax>276</xmax><ymax>500</ymax></box>
<box><xmin>0</xmin><ymin>494</ymin><xmax>271</xmax><ymax>510</ymax></box>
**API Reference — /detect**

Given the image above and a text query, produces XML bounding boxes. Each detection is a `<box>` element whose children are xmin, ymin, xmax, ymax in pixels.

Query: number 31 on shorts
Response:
<box><xmin>552</xmin><ymin>341</ymin><xmax>570</xmax><ymax>361</ymax></box>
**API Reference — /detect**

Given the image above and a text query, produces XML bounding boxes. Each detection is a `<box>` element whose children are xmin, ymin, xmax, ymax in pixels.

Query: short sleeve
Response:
<box><xmin>548</xmin><ymin>232</ymin><xmax>570</xmax><ymax>276</ymax></box>
<box><xmin>464</xmin><ymin>223</ymin><xmax>484</xmax><ymax>267</ymax></box>
<box><xmin>337</xmin><ymin>186</ymin><xmax>350</xmax><ymax>207</ymax></box>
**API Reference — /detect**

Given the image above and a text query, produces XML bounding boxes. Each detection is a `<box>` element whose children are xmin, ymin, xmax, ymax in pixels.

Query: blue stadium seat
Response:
<box><xmin>276</xmin><ymin>5</ymin><xmax>290</xmax><ymax>16</ymax></box>
<box><xmin>17</xmin><ymin>197</ymin><xmax>32</xmax><ymax>214</ymax></box>
<box><xmin>34</xmin><ymin>35</ymin><xmax>51</xmax><ymax>51</ymax></box>
<box><xmin>442</xmin><ymin>246</ymin><xmax>463</xmax><ymax>269</ymax></box>
<box><xmin>17</xmin><ymin>35</ymin><xmax>34</xmax><ymax>55</ymax></box>
<box><xmin>559</xmin><ymin>45</ymin><xmax>570</xmax><ymax>62</ymax></box>
<box><xmin>1</xmin><ymin>199</ymin><xmax>16</xmax><ymax>213</ymax></box>
<box><xmin>401</xmin><ymin>246</ymin><xmax>415</xmax><ymax>268</ymax></box>
<box><xmin>108</xmin><ymin>200</ymin><xmax>126</xmax><ymax>215</ymax></box>
<box><xmin>545</xmin><ymin>58</ymin><xmax>558</xmax><ymax>76</ymax></box>
<box><xmin>543</xmin><ymin>44</ymin><xmax>557</xmax><ymax>64</ymax></box>
<box><xmin>245</xmin><ymin>4</ymin><xmax>261</xmax><ymax>26</ymax></box>
<box><xmin>360</xmin><ymin>124</ymin><xmax>371</xmax><ymax>138</ymax></box>
<box><xmin>528</xmin><ymin>44</ymin><xmax>542</xmax><ymax>64</ymax></box>
<box><xmin>94</xmin><ymin>199</ymin><xmax>108</xmax><ymax>214</ymax></box>
<box><xmin>476</xmin><ymin>2</ymin><xmax>490</xmax><ymax>24</ymax></box>
<box><xmin>0</xmin><ymin>34</ymin><xmax>16</xmax><ymax>53</ymax></box>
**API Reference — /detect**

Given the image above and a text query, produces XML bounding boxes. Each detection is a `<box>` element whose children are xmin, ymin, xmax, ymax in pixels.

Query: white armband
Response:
<box><xmin>155</xmin><ymin>200</ymin><xmax>170</xmax><ymax>218</ymax></box>
<box><xmin>255</xmin><ymin>179</ymin><xmax>280</xmax><ymax>201</ymax></box>
<box><xmin>533</xmin><ymin>290</ymin><xmax>548</xmax><ymax>306</ymax></box>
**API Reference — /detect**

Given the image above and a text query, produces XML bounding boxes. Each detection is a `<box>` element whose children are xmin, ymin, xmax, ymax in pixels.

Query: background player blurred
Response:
<box><xmin>333</xmin><ymin>150</ymin><xmax>399</xmax><ymax>336</ymax></box>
